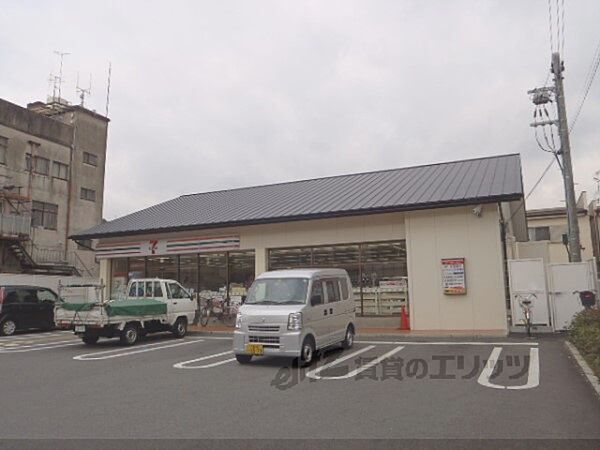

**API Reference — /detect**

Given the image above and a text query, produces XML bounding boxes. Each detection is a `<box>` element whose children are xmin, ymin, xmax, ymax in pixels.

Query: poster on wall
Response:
<box><xmin>441</xmin><ymin>258</ymin><xmax>466</xmax><ymax>295</ymax></box>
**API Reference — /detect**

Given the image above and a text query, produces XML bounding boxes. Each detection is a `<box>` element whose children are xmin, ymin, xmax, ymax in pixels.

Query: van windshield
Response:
<box><xmin>245</xmin><ymin>278</ymin><xmax>309</xmax><ymax>305</ymax></box>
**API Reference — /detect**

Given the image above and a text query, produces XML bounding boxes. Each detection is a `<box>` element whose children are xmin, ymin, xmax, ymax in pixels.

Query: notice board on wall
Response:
<box><xmin>441</xmin><ymin>258</ymin><xmax>466</xmax><ymax>295</ymax></box>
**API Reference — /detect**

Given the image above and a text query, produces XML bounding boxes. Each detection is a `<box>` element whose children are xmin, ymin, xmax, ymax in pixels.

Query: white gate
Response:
<box><xmin>508</xmin><ymin>259</ymin><xmax>551</xmax><ymax>328</ymax></box>
<box><xmin>548</xmin><ymin>261</ymin><xmax>597</xmax><ymax>331</ymax></box>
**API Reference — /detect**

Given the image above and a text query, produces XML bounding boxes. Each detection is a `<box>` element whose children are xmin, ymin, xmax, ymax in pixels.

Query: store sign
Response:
<box><xmin>96</xmin><ymin>235</ymin><xmax>240</xmax><ymax>259</ymax></box>
<box><xmin>441</xmin><ymin>258</ymin><xmax>466</xmax><ymax>295</ymax></box>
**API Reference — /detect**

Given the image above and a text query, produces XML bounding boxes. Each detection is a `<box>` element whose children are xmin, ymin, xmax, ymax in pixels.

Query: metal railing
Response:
<box><xmin>0</xmin><ymin>214</ymin><xmax>31</xmax><ymax>237</ymax></box>
<box><xmin>29</xmin><ymin>244</ymin><xmax>97</xmax><ymax>278</ymax></box>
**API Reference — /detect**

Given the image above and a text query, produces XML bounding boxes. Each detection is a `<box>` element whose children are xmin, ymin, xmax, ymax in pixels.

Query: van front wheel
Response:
<box><xmin>236</xmin><ymin>354</ymin><xmax>252</xmax><ymax>364</ymax></box>
<box><xmin>299</xmin><ymin>337</ymin><xmax>315</xmax><ymax>367</ymax></box>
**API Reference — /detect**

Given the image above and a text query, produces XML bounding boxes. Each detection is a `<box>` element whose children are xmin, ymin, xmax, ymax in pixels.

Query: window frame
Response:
<box><xmin>34</xmin><ymin>156</ymin><xmax>50</xmax><ymax>176</ymax></box>
<box><xmin>31</xmin><ymin>201</ymin><xmax>58</xmax><ymax>230</ymax></box>
<box><xmin>52</xmin><ymin>161</ymin><xmax>69</xmax><ymax>180</ymax></box>
<box><xmin>0</xmin><ymin>136</ymin><xmax>7</xmax><ymax>165</ymax></box>
<box><xmin>80</xmin><ymin>187</ymin><xmax>97</xmax><ymax>202</ymax></box>
<box><xmin>83</xmin><ymin>151</ymin><xmax>98</xmax><ymax>167</ymax></box>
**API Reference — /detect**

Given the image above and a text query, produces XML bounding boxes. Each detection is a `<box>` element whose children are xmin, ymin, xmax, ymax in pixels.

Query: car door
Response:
<box><xmin>18</xmin><ymin>288</ymin><xmax>39</xmax><ymax>329</ymax></box>
<box><xmin>2</xmin><ymin>288</ymin><xmax>23</xmax><ymax>327</ymax></box>
<box><xmin>304</xmin><ymin>279</ymin><xmax>330</xmax><ymax>349</ymax></box>
<box><xmin>323</xmin><ymin>278</ymin><xmax>343</xmax><ymax>344</ymax></box>
<box><xmin>36</xmin><ymin>288</ymin><xmax>58</xmax><ymax>328</ymax></box>
<box><xmin>167</xmin><ymin>282</ymin><xmax>193</xmax><ymax>315</ymax></box>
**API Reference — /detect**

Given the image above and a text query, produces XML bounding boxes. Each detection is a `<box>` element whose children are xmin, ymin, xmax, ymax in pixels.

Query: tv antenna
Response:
<box><xmin>76</xmin><ymin>73</ymin><xmax>92</xmax><ymax>107</ymax></box>
<box><xmin>105</xmin><ymin>61</ymin><xmax>112</xmax><ymax>117</ymax></box>
<box><xmin>52</xmin><ymin>50</ymin><xmax>70</xmax><ymax>101</ymax></box>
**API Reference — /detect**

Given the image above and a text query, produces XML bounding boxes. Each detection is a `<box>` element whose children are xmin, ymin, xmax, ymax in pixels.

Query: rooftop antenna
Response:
<box><xmin>47</xmin><ymin>73</ymin><xmax>60</xmax><ymax>101</ymax></box>
<box><xmin>53</xmin><ymin>50</ymin><xmax>70</xmax><ymax>102</ymax></box>
<box><xmin>105</xmin><ymin>61</ymin><xmax>112</xmax><ymax>117</ymax></box>
<box><xmin>594</xmin><ymin>170</ymin><xmax>600</xmax><ymax>202</ymax></box>
<box><xmin>76</xmin><ymin>72</ymin><xmax>92</xmax><ymax>107</ymax></box>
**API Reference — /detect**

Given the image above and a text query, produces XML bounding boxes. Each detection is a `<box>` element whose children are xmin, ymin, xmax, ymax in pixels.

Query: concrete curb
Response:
<box><xmin>565</xmin><ymin>340</ymin><xmax>600</xmax><ymax>398</ymax></box>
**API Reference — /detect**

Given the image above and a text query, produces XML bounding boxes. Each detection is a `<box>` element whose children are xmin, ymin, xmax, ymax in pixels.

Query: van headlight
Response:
<box><xmin>235</xmin><ymin>314</ymin><xmax>243</xmax><ymax>329</ymax></box>
<box><xmin>287</xmin><ymin>312</ymin><xmax>302</xmax><ymax>331</ymax></box>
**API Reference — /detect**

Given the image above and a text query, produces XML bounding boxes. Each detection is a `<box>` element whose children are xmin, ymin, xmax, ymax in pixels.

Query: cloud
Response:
<box><xmin>1</xmin><ymin>0</ymin><xmax>599</xmax><ymax>219</ymax></box>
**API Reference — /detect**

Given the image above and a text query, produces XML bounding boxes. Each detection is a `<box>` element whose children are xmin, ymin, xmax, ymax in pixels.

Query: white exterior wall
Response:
<box><xmin>521</xmin><ymin>214</ymin><xmax>594</xmax><ymax>263</ymax></box>
<box><xmin>405</xmin><ymin>204</ymin><xmax>508</xmax><ymax>333</ymax></box>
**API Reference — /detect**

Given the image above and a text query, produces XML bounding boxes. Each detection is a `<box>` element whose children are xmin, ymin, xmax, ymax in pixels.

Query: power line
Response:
<box><xmin>569</xmin><ymin>35</ymin><xmax>600</xmax><ymax>133</ymax></box>
<box><xmin>508</xmin><ymin>157</ymin><xmax>557</xmax><ymax>222</ymax></box>
<box><xmin>548</xmin><ymin>0</ymin><xmax>555</xmax><ymax>55</ymax></box>
<box><xmin>560</xmin><ymin>0</ymin><xmax>565</xmax><ymax>56</ymax></box>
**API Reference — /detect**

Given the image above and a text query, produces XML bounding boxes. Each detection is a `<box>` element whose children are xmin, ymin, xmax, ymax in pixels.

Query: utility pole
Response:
<box><xmin>552</xmin><ymin>52</ymin><xmax>582</xmax><ymax>262</ymax></box>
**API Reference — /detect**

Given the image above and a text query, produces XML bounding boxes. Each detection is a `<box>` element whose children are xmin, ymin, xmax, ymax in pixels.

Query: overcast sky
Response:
<box><xmin>2</xmin><ymin>0</ymin><xmax>599</xmax><ymax>219</ymax></box>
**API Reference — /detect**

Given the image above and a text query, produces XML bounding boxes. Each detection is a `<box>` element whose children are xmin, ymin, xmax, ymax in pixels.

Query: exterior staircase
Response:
<box><xmin>6</xmin><ymin>240</ymin><xmax>81</xmax><ymax>276</ymax></box>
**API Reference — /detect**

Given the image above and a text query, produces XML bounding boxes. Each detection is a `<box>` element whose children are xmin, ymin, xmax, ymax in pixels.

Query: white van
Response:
<box><xmin>233</xmin><ymin>269</ymin><xmax>356</xmax><ymax>366</ymax></box>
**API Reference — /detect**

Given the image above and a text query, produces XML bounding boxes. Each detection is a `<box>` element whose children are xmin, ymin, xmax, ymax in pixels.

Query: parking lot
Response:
<box><xmin>0</xmin><ymin>331</ymin><xmax>599</xmax><ymax>439</ymax></box>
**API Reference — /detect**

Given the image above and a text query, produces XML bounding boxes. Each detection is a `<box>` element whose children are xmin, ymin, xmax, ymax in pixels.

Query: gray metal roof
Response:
<box><xmin>74</xmin><ymin>153</ymin><xmax>523</xmax><ymax>239</ymax></box>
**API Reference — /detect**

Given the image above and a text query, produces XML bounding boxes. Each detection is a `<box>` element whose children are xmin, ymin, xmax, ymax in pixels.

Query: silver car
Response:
<box><xmin>233</xmin><ymin>268</ymin><xmax>356</xmax><ymax>366</ymax></box>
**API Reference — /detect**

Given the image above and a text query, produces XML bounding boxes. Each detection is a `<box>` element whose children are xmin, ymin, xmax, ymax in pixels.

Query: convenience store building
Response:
<box><xmin>73</xmin><ymin>154</ymin><xmax>527</xmax><ymax>334</ymax></box>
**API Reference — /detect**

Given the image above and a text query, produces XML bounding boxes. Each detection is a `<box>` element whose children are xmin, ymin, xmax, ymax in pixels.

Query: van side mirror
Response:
<box><xmin>310</xmin><ymin>295</ymin><xmax>322</xmax><ymax>306</ymax></box>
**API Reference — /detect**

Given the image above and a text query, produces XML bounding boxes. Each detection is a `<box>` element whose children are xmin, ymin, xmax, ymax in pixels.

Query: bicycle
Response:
<box><xmin>515</xmin><ymin>293</ymin><xmax>536</xmax><ymax>337</ymax></box>
<box><xmin>199</xmin><ymin>296</ymin><xmax>239</xmax><ymax>327</ymax></box>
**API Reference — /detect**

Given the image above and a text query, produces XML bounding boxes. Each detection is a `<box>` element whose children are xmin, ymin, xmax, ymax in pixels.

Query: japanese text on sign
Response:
<box><xmin>441</xmin><ymin>258</ymin><xmax>466</xmax><ymax>295</ymax></box>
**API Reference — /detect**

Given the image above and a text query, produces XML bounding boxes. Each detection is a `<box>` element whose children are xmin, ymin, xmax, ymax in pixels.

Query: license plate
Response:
<box><xmin>245</xmin><ymin>343</ymin><xmax>264</xmax><ymax>356</ymax></box>
<box><xmin>75</xmin><ymin>325</ymin><xmax>85</xmax><ymax>333</ymax></box>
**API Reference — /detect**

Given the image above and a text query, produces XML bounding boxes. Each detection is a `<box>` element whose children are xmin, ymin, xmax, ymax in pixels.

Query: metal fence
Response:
<box><xmin>0</xmin><ymin>214</ymin><xmax>31</xmax><ymax>236</ymax></box>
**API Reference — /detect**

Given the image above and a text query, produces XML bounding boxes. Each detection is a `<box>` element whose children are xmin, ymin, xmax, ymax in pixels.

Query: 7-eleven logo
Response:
<box><xmin>149</xmin><ymin>240</ymin><xmax>159</xmax><ymax>255</ymax></box>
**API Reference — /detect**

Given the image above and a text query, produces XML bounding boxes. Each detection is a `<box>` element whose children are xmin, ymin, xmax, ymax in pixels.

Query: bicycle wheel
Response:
<box><xmin>199</xmin><ymin>306</ymin><xmax>210</xmax><ymax>327</ymax></box>
<box><xmin>525</xmin><ymin>311</ymin><xmax>532</xmax><ymax>337</ymax></box>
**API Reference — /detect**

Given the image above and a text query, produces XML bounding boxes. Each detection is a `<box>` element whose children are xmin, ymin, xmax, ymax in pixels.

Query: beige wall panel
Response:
<box><xmin>406</xmin><ymin>204</ymin><xmax>507</xmax><ymax>332</ymax></box>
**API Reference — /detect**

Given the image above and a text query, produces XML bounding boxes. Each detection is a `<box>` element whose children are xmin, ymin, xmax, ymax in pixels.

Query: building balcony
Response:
<box><xmin>0</xmin><ymin>213</ymin><xmax>31</xmax><ymax>238</ymax></box>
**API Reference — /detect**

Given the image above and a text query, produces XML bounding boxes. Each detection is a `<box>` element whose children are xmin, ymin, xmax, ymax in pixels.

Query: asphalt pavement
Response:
<box><xmin>0</xmin><ymin>330</ymin><xmax>599</xmax><ymax>441</ymax></box>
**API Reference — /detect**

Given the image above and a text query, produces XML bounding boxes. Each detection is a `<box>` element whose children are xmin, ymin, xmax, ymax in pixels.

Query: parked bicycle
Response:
<box><xmin>515</xmin><ymin>293</ymin><xmax>536</xmax><ymax>337</ymax></box>
<box><xmin>199</xmin><ymin>296</ymin><xmax>239</xmax><ymax>327</ymax></box>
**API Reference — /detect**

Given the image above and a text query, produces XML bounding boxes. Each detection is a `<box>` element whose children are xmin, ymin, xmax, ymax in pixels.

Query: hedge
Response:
<box><xmin>569</xmin><ymin>308</ymin><xmax>600</xmax><ymax>378</ymax></box>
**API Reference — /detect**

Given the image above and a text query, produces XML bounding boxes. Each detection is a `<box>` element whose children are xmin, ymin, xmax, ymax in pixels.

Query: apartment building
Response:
<box><xmin>516</xmin><ymin>192</ymin><xmax>600</xmax><ymax>265</ymax></box>
<box><xmin>0</xmin><ymin>97</ymin><xmax>108</xmax><ymax>276</ymax></box>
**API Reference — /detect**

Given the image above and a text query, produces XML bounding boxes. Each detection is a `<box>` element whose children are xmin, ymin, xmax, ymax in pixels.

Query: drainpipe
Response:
<box><xmin>498</xmin><ymin>203</ymin><xmax>511</xmax><ymax>311</ymax></box>
<box><xmin>64</xmin><ymin>112</ymin><xmax>76</xmax><ymax>261</ymax></box>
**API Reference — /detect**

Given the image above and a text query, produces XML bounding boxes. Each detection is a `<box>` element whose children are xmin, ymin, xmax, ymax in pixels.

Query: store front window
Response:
<box><xmin>268</xmin><ymin>247</ymin><xmax>312</xmax><ymax>269</ymax></box>
<box><xmin>110</xmin><ymin>258</ymin><xmax>128</xmax><ymax>298</ymax></box>
<box><xmin>198</xmin><ymin>253</ymin><xmax>227</xmax><ymax>301</ymax></box>
<box><xmin>146</xmin><ymin>256</ymin><xmax>177</xmax><ymax>280</ymax></box>
<box><xmin>128</xmin><ymin>257</ymin><xmax>146</xmax><ymax>280</ymax></box>
<box><xmin>228</xmin><ymin>251</ymin><xmax>256</xmax><ymax>302</ymax></box>
<box><xmin>179</xmin><ymin>254</ymin><xmax>199</xmax><ymax>295</ymax></box>
<box><xmin>109</xmin><ymin>250</ymin><xmax>255</xmax><ymax>303</ymax></box>
<box><xmin>268</xmin><ymin>241</ymin><xmax>407</xmax><ymax>316</ymax></box>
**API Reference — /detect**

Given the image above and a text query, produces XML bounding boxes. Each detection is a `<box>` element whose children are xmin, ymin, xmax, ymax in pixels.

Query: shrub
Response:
<box><xmin>569</xmin><ymin>308</ymin><xmax>600</xmax><ymax>378</ymax></box>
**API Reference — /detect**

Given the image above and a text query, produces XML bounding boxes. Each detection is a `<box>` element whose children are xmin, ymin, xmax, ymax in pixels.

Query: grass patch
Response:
<box><xmin>569</xmin><ymin>308</ymin><xmax>600</xmax><ymax>379</ymax></box>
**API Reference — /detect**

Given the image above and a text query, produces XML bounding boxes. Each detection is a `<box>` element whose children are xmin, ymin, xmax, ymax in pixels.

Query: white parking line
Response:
<box><xmin>173</xmin><ymin>350</ymin><xmax>235</xmax><ymax>369</ymax></box>
<box><xmin>73</xmin><ymin>339</ymin><xmax>205</xmax><ymax>361</ymax></box>
<box><xmin>356</xmin><ymin>340</ymin><xmax>538</xmax><ymax>346</ymax></box>
<box><xmin>0</xmin><ymin>341</ymin><xmax>82</xmax><ymax>353</ymax></box>
<box><xmin>0</xmin><ymin>331</ymin><xmax>72</xmax><ymax>342</ymax></box>
<box><xmin>307</xmin><ymin>345</ymin><xmax>406</xmax><ymax>380</ymax></box>
<box><xmin>477</xmin><ymin>346</ymin><xmax>540</xmax><ymax>390</ymax></box>
<box><xmin>305</xmin><ymin>346</ymin><xmax>374</xmax><ymax>380</ymax></box>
